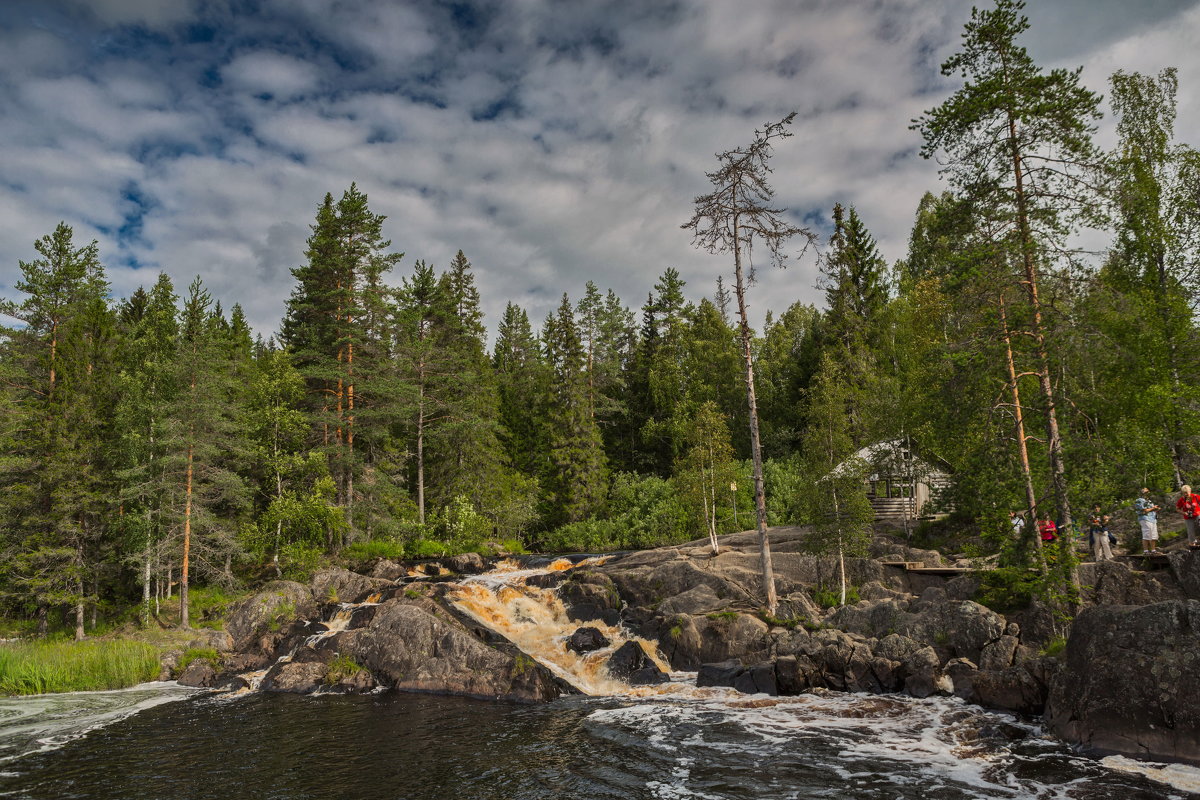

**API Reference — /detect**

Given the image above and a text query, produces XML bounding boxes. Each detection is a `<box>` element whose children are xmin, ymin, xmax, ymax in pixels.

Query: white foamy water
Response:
<box><xmin>0</xmin><ymin>682</ymin><xmax>198</xmax><ymax>765</ymax></box>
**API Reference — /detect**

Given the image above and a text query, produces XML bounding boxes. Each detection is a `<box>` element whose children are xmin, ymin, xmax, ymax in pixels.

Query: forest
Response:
<box><xmin>1</xmin><ymin>1</ymin><xmax>1198</xmax><ymax>637</ymax></box>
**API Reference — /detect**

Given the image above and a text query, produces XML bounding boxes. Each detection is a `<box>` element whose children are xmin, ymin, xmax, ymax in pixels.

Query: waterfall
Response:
<box><xmin>446</xmin><ymin>557</ymin><xmax>686</xmax><ymax>697</ymax></box>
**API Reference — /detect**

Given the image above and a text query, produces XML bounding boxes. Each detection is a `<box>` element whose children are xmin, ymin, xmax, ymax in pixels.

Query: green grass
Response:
<box><xmin>176</xmin><ymin>647</ymin><xmax>220</xmax><ymax>675</ymax></box>
<box><xmin>324</xmin><ymin>654</ymin><xmax>366</xmax><ymax>685</ymax></box>
<box><xmin>0</xmin><ymin>639</ymin><xmax>161</xmax><ymax>696</ymax></box>
<box><xmin>1041</xmin><ymin>635</ymin><xmax>1067</xmax><ymax>658</ymax></box>
<box><xmin>343</xmin><ymin>540</ymin><xmax>408</xmax><ymax>561</ymax></box>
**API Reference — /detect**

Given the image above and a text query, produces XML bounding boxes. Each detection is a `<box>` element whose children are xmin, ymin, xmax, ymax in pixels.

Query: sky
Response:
<box><xmin>1</xmin><ymin>0</ymin><xmax>1198</xmax><ymax>339</ymax></box>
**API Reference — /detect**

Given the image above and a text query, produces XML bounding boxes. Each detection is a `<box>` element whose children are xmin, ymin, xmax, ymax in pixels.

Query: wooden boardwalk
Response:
<box><xmin>878</xmin><ymin>561</ymin><xmax>977</xmax><ymax>575</ymax></box>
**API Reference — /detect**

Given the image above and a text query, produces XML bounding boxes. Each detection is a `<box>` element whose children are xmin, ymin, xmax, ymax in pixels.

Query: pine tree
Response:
<box><xmin>541</xmin><ymin>294</ymin><xmax>607</xmax><ymax>526</ymax></box>
<box><xmin>683</xmin><ymin>114</ymin><xmax>817</xmax><ymax>614</ymax></box>
<box><xmin>495</xmin><ymin>303</ymin><xmax>548</xmax><ymax>473</ymax></box>
<box><xmin>914</xmin><ymin>0</ymin><xmax>1105</xmax><ymax>532</ymax></box>
<box><xmin>113</xmin><ymin>272</ymin><xmax>179</xmax><ymax>625</ymax></box>
<box><xmin>0</xmin><ymin>223</ymin><xmax>113</xmax><ymax>637</ymax></box>
<box><xmin>169</xmin><ymin>278</ymin><xmax>251</xmax><ymax>628</ymax></box>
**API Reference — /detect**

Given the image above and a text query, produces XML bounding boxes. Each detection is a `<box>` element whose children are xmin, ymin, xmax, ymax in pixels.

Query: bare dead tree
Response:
<box><xmin>682</xmin><ymin>113</ymin><xmax>816</xmax><ymax>615</ymax></box>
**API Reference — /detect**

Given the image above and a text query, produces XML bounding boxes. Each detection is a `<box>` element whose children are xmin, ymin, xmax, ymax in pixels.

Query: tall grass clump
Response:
<box><xmin>0</xmin><ymin>640</ymin><xmax>161</xmax><ymax>696</ymax></box>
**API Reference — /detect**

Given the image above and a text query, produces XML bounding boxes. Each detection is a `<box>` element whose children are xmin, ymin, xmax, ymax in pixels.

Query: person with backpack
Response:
<box><xmin>1176</xmin><ymin>485</ymin><xmax>1200</xmax><ymax>549</ymax></box>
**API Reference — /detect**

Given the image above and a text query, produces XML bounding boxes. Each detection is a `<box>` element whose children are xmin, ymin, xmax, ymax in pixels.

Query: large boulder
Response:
<box><xmin>697</xmin><ymin>659</ymin><xmax>778</xmax><ymax>695</ymax></box>
<box><xmin>311</xmin><ymin>568</ymin><xmax>391</xmax><ymax>604</ymax></box>
<box><xmin>348</xmin><ymin>597</ymin><xmax>560</xmax><ymax>702</ymax></box>
<box><xmin>559</xmin><ymin>570</ymin><xmax>622</xmax><ymax>626</ymax></box>
<box><xmin>649</xmin><ymin>612</ymin><xmax>771</xmax><ymax>670</ymax></box>
<box><xmin>177</xmin><ymin>660</ymin><xmax>217</xmax><ymax>688</ymax></box>
<box><xmin>225</xmin><ymin>581</ymin><xmax>316</xmax><ymax>652</ymax></box>
<box><xmin>445</xmin><ymin>553</ymin><xmax>487</xmax><ymax>575</ymax></box>
<box><xmin>1045</xmin><ymin>600</ymin><xmax>1200</xmax><ymax>764</ymax></box>
<box><xmin>1080</xmin><ymin>560</ymin><xmax>1184</xmax><ymax>606</ymax></box>
<box><xmin>565</xmin><ymin>626</ymin><xmax>610</xmax><ymax>654</ymax></box>
<box><xmin>605</xmin><ymin>641</ymin><xmax>669</xmax><ymax>685</ymax></box>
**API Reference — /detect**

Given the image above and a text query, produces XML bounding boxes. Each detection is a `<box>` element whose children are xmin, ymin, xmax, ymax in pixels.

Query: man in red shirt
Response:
<box><xmin>1176</xmin><ymin>485</ymin><xmax>1200</xmax><ymax>548</ymax></box>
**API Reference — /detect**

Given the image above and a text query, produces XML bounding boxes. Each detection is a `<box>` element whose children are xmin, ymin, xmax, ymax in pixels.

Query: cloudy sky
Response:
<box><xmin>1</xmin><ymin>0</ymin><xmax>1198</xmax><ymax>338</ymax></box>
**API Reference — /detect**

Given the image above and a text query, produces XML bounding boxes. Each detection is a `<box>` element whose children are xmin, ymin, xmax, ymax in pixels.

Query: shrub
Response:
<box><xmin>1041</xmin><ymin>635</ymin><xmax>1067</xmax><ymax>658</ymax></box>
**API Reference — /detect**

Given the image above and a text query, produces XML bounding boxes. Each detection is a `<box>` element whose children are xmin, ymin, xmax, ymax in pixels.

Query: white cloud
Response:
<box><xmin>0</xmin><ymin>0</ymin><xmax>1198</xmax><ymax>336</ymax></box>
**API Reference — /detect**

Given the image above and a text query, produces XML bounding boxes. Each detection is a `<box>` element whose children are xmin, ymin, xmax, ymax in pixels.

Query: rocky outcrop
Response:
<box><xmin>348</xmin><ymin>597</ymin><xmax>561</xmax><ymax>702</ymax></box>
<box><xmin>225</xmin><ymin>581</ymin><xmax>317</xmax><ymax>652</ymax></box>
<box><xmin>1045</xmin><ymin>600</ymin><xmax>1200</xmax><ymax>764</ymax></box>
<box><xmin>311</xmin><ymin>567</ymin><xmax>391</xmax><ymax>604</ymax></box>
<box><xmin>824</xmin><ymin>588</ymin><xmax>1005</xmax><ymax>663</ymax></box>
<box><xmin>445</xmin><ymin>553</ymin><xmax>487</xmax><ymax>575</ymax></box>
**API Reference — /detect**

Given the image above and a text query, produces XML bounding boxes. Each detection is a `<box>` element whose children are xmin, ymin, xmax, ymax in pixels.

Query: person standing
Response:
<box><xmin>1010</xmin><ymin>510</ymin><xmax>1026</xmax><ymax>538</ymax></box>
<box><xmin>1087</xmin><ymin>505</ymin><xmax>1113</xmax><ymax>562</ymax></box>
<box><xmin>1176</xmin><ymin>485</ymin><xmax>1200</xmax><ymax>549</ymax></box>
<box><xmin>1037</xmin><ymin>515</ymin><xmax>1057</xmax><ymax>543</ymax></box>
<box><xmin>1135</xmin><ymin>488</ymin><xmax>1160</xmax><ymax>554</ymax></box>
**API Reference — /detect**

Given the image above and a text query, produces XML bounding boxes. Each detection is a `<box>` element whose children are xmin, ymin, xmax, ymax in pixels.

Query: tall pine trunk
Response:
<box><xmin>181</xmin><ymin>439</ymin><xmax>193</xmax><ymax>629</ymax></box>
<box><xmin>999</xmin><ymin>294</ymin><xmax>1047</xmax><ymax>571</ymax></box>
<box><xmin>731</xmin><ymin>210</ymin><xmax>778</xmax><ymax>614</ymax></box>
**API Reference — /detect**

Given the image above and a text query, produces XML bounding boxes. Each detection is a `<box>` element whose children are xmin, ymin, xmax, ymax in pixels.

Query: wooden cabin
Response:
<box><xmin>830</xmin><ymin>439</ymin><xmax>952</xmax><ymax>522</ymax></box>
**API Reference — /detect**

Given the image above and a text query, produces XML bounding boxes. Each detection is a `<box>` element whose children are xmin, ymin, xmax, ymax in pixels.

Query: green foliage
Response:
<box><xmin>0</xmin><ymin>640</ymin><xmax>160</xmax><ymax>695</ymax></box>
<box><xmin>810</xmin><ymin>585</ymin><xmax>859</xmax><ymax>609</ymax></box>
<box><xmin>342</xmin><ymin>540</ymin><xmax>407</xmax><ymax>562</ymax></box>
<box><xmin>324</xmin><ymin>654</ymin><xmax>366</xmax><ymax>685</ymax></box>
<box><xmin>1042</xmin><ymin>636</ymin><xmax>1068</xmax><ymax>658</ymax></box>
<box><xmin>176</xmin><ymin>646</ymin><xmax>220</xmax><ymax>674</ymax></box>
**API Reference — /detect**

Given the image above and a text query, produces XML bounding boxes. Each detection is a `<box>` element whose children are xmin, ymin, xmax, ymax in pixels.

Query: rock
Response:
<box><xmin>186</xmin><ymin>628</ymin><xmax>233</xmax><ymax>653</ymax></box>
<box><xmin>606</xmin><ymin>641</ymin><xmax>669</xmax><ymax>685</ymax></box>
<box><xmin>525</xmin><ymin>572</ymin><xmax>567</xmax><ymax>590</ymax></box>
<box><xmin>224</xmin><ymin>581</ymin><xmax>316</xmax><ymax>653</ymax></box>
<box><xmin>944</xmin><ymin>658</ymin><xmax>978</xmax><ymax>700</ymax></box>
<box><xmin>1008</xmin><ymin>600</ymin><xmax>1059</xmax><ymax>650</ymax></box>
<box><xmin>177</xmin><ymin>660</ymin><xmax>217</xmax><ymax>688</ymax></box>
<box><xmin>446</xmin><ymin>553</ymin><xmax>487</xmax><ymax>575</ymax></box>
<box><xmin>696</xmin><ymin>659</ymin><xmax>777</xmax><ymax>695</ymax></box>
<box><xmin>370</xmin><ymin>560</ymin><xmax>407</xmax><ymax>581</ymax></box>
<box><xmin>1081</xmin><ymin>560</ymin><xmax>1184</xmax><ymax>606</ymax></box>
<box><xmin>858</xmin><ymin>581</ymin><xmax>908</xmax><ymax>601</ymax></box>
<box><xmin>972</xmin><ymin>665</ymin><xmax>1048</xmax><ymax>715</ymax></box>
<box><xmin>827</xmin><ymin>595</ymin><xmax>1004</xmax><ymax>664</ymax></box>
<box><xmin>978</xmin><ymin>635</ymin><xmax>1019</xmax><ymax>671</ymax></box>
<box><xmin>311</xmin><ymin>568</ymin><xmax>390</xmax><ymax>604</ymax></box>
<box><xmin>696</xmin><ymin>659</ymin><xmax>743</xmax><ymax>688</ymax></box>
<box><xmin>1045</xmin><ymin>600</ymin><xmax>1200</xmax><ymax>764</ymax></box>
<box><xmin>349</xmin><ymin>598</ymin><xmax>560</xmax><ymax>702</ymax></box>
<box><xmin>657</xmin><ymin>584</ymin><xmax>730</xmax><ymax>616</ymax></box>
<box><xmin>648</xmin><ymin>612</ymin><xmax>771</xmax><ymax>671</ymax></box>
<box><xmin>262</xmin><ymin>661</ymin><xmax>327</xmax><ymax>694</ymax></box>
<box><xmin>565</xmin><ymin>626</ymin><xmax>610</xmax><ymax>654</ymax></box>
<box><xmin>901</xmin><ymin>645</ymin><xmax>947</xmax><ymax>699</ymax></box>
<box><xmin>560</xmin><ymin>571</ymin><xmax>622</xmax><ymax>626</ymax></box>
<box><xmin>214</xmin><ymin>675</ymin><xmax>250</xmax><ymax>692</ymax></box>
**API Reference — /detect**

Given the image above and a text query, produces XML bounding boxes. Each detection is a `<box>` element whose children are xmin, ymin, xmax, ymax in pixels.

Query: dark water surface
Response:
<box><xmin>1</xmin><ymin>688</ymin><xmax>1197</xmax><ymax>800</ymax></box>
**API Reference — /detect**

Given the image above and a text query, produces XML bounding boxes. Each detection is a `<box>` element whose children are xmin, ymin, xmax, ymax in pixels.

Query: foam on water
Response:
<box><xmin>1103</xmin><ymin>754</ymin><xmax>1200</xmax><ymax>796</ymax></box>
<box><xmin>0</xmin><ymin>681</ymin><xmax>197</xmax><ymax>765</ymax></box>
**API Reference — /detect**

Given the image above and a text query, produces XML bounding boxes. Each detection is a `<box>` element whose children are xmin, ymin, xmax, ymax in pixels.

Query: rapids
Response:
<box><xmin>1</xmin><ymin>558</ymin><xmax>1199</xmax><ymax>798</ymax></box>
